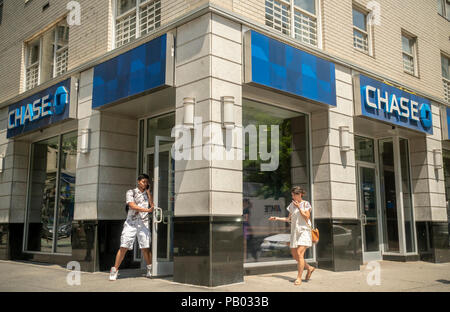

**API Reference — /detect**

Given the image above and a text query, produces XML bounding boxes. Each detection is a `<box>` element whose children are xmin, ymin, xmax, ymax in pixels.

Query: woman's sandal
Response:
<box><xmin>294</xmin><ymin>278</ymin><xmax>302</xmax><ymax>286</ymax></box>
<box><xmin>305</xmin><ymin>267</ymin><xmax>315</xmax><ymax>281</ymax></box>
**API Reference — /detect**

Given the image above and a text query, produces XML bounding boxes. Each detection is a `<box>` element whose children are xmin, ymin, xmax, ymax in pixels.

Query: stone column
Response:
<box><xmin>411</xmin><ymin>101</ymin><xmax>449</xmax><ymax>263</ymax></box>
<box><xmin>312</xmin><ymin>64</ymin><xmax>361</xmax><ymax>271</ymax></box>
<box><xmin>0</xmin><ymin>107</ymin><xmax>29</xmax><ymax>260</ymax></box>
<box><xmin>75</xmin><ymin>68</ymin><xmax>138</xmax><ymax>271</ymax></box>
<box><xmin>173</xmin><ymin>13</ymin><xmax>244</xmax><ymax>287</ymax></box>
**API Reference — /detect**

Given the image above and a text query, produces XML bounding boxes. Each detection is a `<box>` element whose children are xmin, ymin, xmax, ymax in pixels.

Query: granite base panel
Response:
<box><xmin>416</xmin><ymin>221</ymin><xmax>450</xmax><ymax>263</ymax></box>
<box><xmin>1</xmin><ymin>220</ymin><xmax>143</xmax><ymax>272</ymax></box>
<box><xmin>0</xmin><ymin>224</ymin><xmax>9</xmax><ymax>260</ymax></box>
<box><xmin>315</xmin><ymin>218</ymin><xmax>362</xmax><ymax>272</ymax></box>
<box><xmin>382</xmin><ymin>254</ymin><xmax>420</xmax><ymax>262</ymax></box>
<box><xmin>173</xmin><ymin>216</ymin><xmax>244</xmax><ymax>287</ymax></box>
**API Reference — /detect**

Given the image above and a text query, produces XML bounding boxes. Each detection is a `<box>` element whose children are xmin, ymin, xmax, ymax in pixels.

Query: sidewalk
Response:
<box><xmin>0</xmin><ymin>259</ymin><xmax>449</xmax><ymax>292</ymax></box>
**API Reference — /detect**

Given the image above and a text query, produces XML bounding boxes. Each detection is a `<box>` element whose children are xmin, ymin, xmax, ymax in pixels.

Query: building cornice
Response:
<box><xmin>1</xmin><ymin>2</ymin><xmax>448</xmax><ymax>109</ymax></box>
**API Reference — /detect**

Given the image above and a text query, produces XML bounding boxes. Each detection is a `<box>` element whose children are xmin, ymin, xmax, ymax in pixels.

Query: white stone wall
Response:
<box><xmin>174</xmin><ymin>13</ymin><xmax>243</xmax><ymax>216</ymax></box>
<box><xmin>0</xmin><ymin>107</ymin><xmax>30</xmax><ymax>224</ymax></box>
<box><xmin>74</xmin><ymin>68</ymin><xmax>100</xmax><ymax>220</ymax></box>
<box><xmin>410</xmin><ymin>101</ymin><xmax>447</xmax><ymax>222</ymax></box>
<box><xmin>311</xmin><ymin>64</ymin><xmax>357</xmax><ymax>220</ymax></box>
<box><xmin>74</xmin><ymin>68</ymin><xmax>137</xmax><ymax>220</ymax></box>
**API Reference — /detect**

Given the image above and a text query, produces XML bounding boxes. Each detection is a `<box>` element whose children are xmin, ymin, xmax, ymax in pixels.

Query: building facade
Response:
<box><xmin>0</xmin><ymin>0</ymin><xmax>449</xmax><ymax>287</ymax></box>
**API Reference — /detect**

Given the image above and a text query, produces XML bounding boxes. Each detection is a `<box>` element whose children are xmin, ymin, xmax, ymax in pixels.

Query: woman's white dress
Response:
<box><xmin>287</xmin><ymin>201</ymin><xmax>312</xmax><ymax>248</ymax></box>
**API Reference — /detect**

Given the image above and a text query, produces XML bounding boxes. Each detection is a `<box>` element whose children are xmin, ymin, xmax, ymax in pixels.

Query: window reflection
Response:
<box><xmin>25</xmin><ymin>131</ymin><xmax>77</xmax><ymax>254</ymax></box>
<box><xmin>56</xmin><ymin>132</ymin><xmax>77</xmax><ymax>253</ymax></box>
<box><xmin>243</xmin><ymin>100</ymin><xmax>311</xmax><ymax>263</ymax></box>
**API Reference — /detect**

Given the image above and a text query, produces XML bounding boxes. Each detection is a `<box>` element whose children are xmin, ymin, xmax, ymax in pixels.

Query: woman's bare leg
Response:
<box><xmin>295</xmin><ymin>246</ymin><xmax>307</xmax><ymax>285</ymax></box>
<box><xmin>290</xmin><ymin>248</ymin><xmax>299</xmax><ymax>262</ymax></box>
<box><xmin>304</xmin><ymin>246</ymin><xmax>315</xmax><ymax>280</ymax></box>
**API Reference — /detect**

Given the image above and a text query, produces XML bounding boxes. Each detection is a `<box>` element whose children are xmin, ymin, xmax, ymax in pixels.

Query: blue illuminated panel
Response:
<box><xmin>248</xmin><ymin>31</ymin><xmax>336</xmax><ymax>107</ymax></box>
<box><xmin>359</xmin><ymin>74</ymin><xmax>433</xmax><ymax>135</ymax></box>
<box><xmin>92</xmin><ymin>34</ymin><xmax>167</xmax><ymax>109</ymax></box>
<box><xmin>447</xmin><ymin>107</ymin><xmax>450</xmax><ymax>139</ymax></box>
<box><xmin>7</xmin><ymin>79</ymin><xmax>72</xmax><ymax>139</ymax></box>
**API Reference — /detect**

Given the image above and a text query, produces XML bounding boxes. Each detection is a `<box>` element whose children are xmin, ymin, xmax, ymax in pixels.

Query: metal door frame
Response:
<box><xmin>356</xmin><ymin>160</ymin><xmax>383</xmax><ymax>263</ymax></box>
<box><xmin>150</xmin><ymin>135</ymin><xmax>174</xmax><ymax>276</ymax></box>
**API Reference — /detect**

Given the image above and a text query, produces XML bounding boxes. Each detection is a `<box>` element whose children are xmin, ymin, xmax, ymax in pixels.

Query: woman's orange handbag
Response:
<box><xmin>309</xmin><ymin>226</ymin><xmax>319</xmax><ymax>244</ymax></box>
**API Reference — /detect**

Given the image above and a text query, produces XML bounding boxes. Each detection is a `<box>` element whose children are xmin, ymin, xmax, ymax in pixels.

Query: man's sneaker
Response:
<box><xmin>146</xmin><ymin>264</ymin><xmax>152</xmax><ymax>278</ymax></box>
<box><xmin>109</xmin><ymin>267</ymin><xmax>118</xmax><ymax>281</ymax></box>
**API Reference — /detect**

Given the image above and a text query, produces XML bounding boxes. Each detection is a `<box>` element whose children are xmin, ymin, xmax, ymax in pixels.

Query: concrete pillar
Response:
<box><xmin>312</xmin><ymin>64</ymin><xmax>361</xmax><ymax>271</ymax></box>
<box><xmin>411</xmin><ymin>101</ymin><xmax>449</xmax><ymax>262</ymax></box>
<box><xmin>173</xmin><ymin>13</ymin><xmax>244</xmax><ymax>287</ymax></box>
<box><xmin>0</xmin><ymin>106</ymin><xmax>30</xmax><ymax>260</ymax></box>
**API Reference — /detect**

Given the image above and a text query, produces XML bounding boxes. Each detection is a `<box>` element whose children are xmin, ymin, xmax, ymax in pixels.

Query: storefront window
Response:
<box><xmin>355</xmin><ymin>135</ymin><xmax>374</xmax><ymax>163</ymax></box>
<box><xmin>442</xmin><ymin>150</ymin><xmax>450</xmax><ymax>234</ymax></box>
<box><xmin>379</xmin><ymin>139</ymin><xmax>399</xmax><ymax>252</ymax></box>
<box><xmin>399</xmin><ymin>138</ymin><xmax>415</xmax><ymax>253</ymax></box>
<box><xmin>146</xmin><ymin>113</ymin><xmax>175</xmax><ymax>148</ymax></box>
<box><xmin>243</xmin><ymin>99</ymin><xmax>311</xmax><ymax>263</ymax></box>
<box><xmin>25</xmin><ymin>131</ymin><xmax>77</xmax><ymax>254</ymax></box>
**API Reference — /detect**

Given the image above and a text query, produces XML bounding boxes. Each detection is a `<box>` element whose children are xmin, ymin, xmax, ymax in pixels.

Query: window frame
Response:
<box><xmin>53</xmin><ymin>22</ymin><xmax>70</xmax><ymax>78</ymax></box>
<box><xmin>352</xmin><ymin>5</ymin><xmax>373</xmax><ymax>56</ymax></box>
<box><xmin>24</xmin><ymin>20</ymin><xmax>70</xmax><ymax>92</ymax></box>
<box><xmin>23</xmin><ymin>130</ymin><xmax>78</xmax><ymax>255</ymax></box>
<box><xmin>25</xmin><ymin>38</ymin><xmax>43</xmax><ymax>91</ymax></box>
<box><xmin>438</xmin><ymin>0</ymin><xmax>450</xmax><ymax>20</ymax></box>
<box><xmin>292</xmin><ymin>0</ymin><xmax>320</xmax><ymax>47</ymax></box>
<box><xmin>114</xmin><ymin>0</ymin><xmax>162</xmax><ymax>49</ymax></box>
<box><xmin>442</xmin><ymin>53</ymin><xmax>450</xmax><ymax>103</ymax></box>
<box><xmin>265</xmin><ymin>0</ymin><xmax>322</xmax><ymax>48</ymax></box>
<box><xmin>401</xmin><ymin>32</ymin><xmax>418</xmax><ymax>77</ymax></box>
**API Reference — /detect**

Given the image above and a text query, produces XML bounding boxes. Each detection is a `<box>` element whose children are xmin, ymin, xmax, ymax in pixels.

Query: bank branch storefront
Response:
<box><xmin>353</xmin><ymin>73</ymin><xmax>447</xmax><ymax>263</ymax></box>
<box><xmin>0</xmin><ymin>12</ymin><xmax>449</xmax><ymax>287</ymax></box>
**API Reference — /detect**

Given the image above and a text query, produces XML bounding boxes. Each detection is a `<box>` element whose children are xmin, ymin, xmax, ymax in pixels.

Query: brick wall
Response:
<box><xmin>227</xmin><ymin>0</ymin><xmax>450</xmax><ymax>102</ymax></box>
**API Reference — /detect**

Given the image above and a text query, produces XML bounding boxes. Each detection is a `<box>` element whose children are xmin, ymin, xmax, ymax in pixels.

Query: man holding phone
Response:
<box><xmin>110</xmin><ymin>173</ymin><xmax>154</xmax><ymax>281</ymax></box>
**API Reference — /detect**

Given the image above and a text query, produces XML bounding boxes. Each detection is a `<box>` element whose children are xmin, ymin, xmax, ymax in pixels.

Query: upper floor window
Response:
<box><xmin>438</xmin><ymin>0</ymin><xmax>450</xmax><ymax>20</ymax></box>
<box><xmin>115</xmin><ymin>0</ymin><xmax>161</xmax><ymax>48</ymax></box>
<box><xmin>352</xmin><ymin>7</ymin><xmax>371</xmax><ymax>55</ymax></box>
<box><xmin>265</xmin><ymin>0</ymin><xmax>320</xmax><ymax>47</ymax></box>
<box><xmin>25</xmin><ymin>20</ymin><xmax>69</xmax><ymax>91</ymax></box>
<box><xmin>442</xmin><ymin>54</ymin><xmax>450</xmax><ymax>103</ymax></box>
<box><xmin>401</xmin><ymin>33</ymin><xmax>418</xmax><ymax>76</ymax></box>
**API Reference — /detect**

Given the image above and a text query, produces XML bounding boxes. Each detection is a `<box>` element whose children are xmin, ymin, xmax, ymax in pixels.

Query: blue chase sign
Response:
<box><xmin>244</xmin><ymin>30</ymin><xmax>336</xmax><ymax>107</ymax></box>
<box><xmin>355</xmin><ymin>74</ymin><xmax>433</xmax><ymax>135</ymax></box>
<box><xmin>7</xmin><ymin>78</ymin><xmax>73</xmax><ymax>139</ymax></box>
<box><xmin>92</xmin><ymin>33</ymin><xmax>173</xmax><ymax>109</ymax></box>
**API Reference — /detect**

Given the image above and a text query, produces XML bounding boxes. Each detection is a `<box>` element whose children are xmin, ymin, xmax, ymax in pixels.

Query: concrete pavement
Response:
<box><xmin>0</xmin><ymin>259</ymin><xmax>449</xmax><ymax>292</ymax></box>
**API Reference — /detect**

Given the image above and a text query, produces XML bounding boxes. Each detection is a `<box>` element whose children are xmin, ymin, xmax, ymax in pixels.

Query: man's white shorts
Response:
<box><xmin>120</xmin><ymin>218</ymin><xmax>151</xmax><ymax>250</ymax></box>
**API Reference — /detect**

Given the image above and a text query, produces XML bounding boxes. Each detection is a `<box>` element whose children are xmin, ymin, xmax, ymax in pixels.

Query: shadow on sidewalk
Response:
<box><xmin>436</xmin><ymin>279</ymin><xmax>450</xmax><ymax>285</ymax></box>
<box><xmin>268</xmin><ymin>274</ymin><xmax>296</xmax><ymax>283</ymax></box>
<box><xmin>110</xmin><ymin>269</ymin><xmax>174</xmax><ymax>282</ymax></box>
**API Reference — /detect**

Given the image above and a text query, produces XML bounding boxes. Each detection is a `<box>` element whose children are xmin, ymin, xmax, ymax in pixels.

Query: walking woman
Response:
<box><xmin>269</xmin><ymin>186</ymin><xmax>315</xmax><ymax>285</ymax></box>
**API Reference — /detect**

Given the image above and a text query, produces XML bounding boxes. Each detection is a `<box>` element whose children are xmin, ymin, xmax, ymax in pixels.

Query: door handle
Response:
<box><xmin>154</xmin><ymin>207</ymin><xmax>163</xmax><ymax>223</ymax></box>
<box><xmin>361</xmin><ymin>214</ymin><xmax>367</xmax><ymax>225</ymax></box>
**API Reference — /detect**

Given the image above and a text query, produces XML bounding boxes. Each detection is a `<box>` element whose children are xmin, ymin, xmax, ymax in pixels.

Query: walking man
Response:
<box><xmin>110</xmin><ymin>173</ymin><xmax>154</xmax><ymax>281</ymax></box>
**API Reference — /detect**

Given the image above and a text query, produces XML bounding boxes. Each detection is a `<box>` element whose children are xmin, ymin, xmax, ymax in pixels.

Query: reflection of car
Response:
<box><xmin>57</xmin><ymin>223</ymin><xmax>72</xmax><ymax>238</ymax></box>
<box><xmin>47</xmin><ymin>223</ymin><xmax>72</xmax><ymax>239</ymax></box>
<box><xmin>334</xmin><ymin>225</ymin><xmax>353</xmax><ymax>247</ymax></box>
<box><xmin>42</xmin><ymin>222</ymin><xmax>54</xmax><ymax>240</ymax></box>
<box><xmin>260</xmin><ymin>234</ymin><xmax>290</xmax><ymax>251</ymax></box>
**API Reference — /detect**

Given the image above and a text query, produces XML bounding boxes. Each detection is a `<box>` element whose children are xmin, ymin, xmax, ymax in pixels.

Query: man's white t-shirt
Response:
<box><xmin>126</xmin><ymin>188</ymin><xmax>150</xmax><ymax>222</ymax></box>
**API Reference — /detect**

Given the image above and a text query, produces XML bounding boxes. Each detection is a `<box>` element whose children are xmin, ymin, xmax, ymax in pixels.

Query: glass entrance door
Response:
<box><xmin>378</xmin><ymin>137</ymin><xmax>417</xmax><ymax>255</ymax></box>
<box><xmin>378</xmin><ymin>139</ymin><xmax>400</xmax><ymax>252</ymax></box>
<box><xmin>357</xmin><ymin>163</ymin><xmax>382</xmax><ymax>262</ymax></box>
<box><xmin>145</xmin><ymin>136</ymin><xmax>174</xmax><ymax>277</ymax></box>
